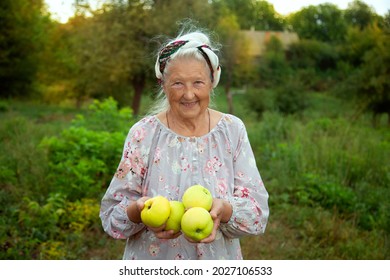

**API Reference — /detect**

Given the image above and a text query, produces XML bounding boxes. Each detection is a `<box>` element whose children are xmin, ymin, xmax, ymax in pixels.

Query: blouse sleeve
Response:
<box><xmin>219</xmin><ymin>119</ymin><xmax>269</xmax><ymax>239</ymax></box>
<box><xmin>99</xmin><ymin>121</ymin><xmax>150</xmax><ymax>239</ymax></box>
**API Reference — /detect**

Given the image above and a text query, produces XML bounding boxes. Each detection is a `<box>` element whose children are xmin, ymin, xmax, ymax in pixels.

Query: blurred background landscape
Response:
<box><xmin>0</xmin><ymin>0</ymin><xmax>389</xmax><ymax>259</ymax></box>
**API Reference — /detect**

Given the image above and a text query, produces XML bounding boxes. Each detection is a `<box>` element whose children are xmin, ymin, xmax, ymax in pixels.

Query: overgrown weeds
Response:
<box><xmin>1</xmin><ymin>94</ymin><xmax>388</xmax><ymax>259</ymax></box>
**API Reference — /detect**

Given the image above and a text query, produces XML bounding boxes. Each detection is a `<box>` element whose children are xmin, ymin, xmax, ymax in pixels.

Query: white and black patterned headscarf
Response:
<box><xmin>155</xmin><ymin>33</ymin><xmax>221</xmax><ymax>88</ymax></box>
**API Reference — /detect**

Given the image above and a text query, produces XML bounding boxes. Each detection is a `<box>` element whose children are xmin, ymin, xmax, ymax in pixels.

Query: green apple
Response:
<box><xmin>164</xmin><ymin>200</ymin><xmax>185</xmax><ymax>233</ymax></box>
<box><xmin>181</xmin><ymin>207</ymin><xmax>214</xmax><ymax>241</ymax></box>
<box><xmin>140</xmin><ymin>196</ymin><xmax>170</xmax><ymax>228</ymax></box>
<box><xmin>182</xmin><ymin>184</ymin><xmax>213</xmax><ymax>211</ymax></box>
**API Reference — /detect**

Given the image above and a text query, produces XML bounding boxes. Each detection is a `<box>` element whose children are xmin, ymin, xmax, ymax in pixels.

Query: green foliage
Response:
<box><xmin>344</xmin><ymin>0</ymin><xmax>378</xmax><ymax>30</ymax></box>
<box><xmin>0</xmin><ymin>0</ymin><xmax>48</xmax><ymax>97</ymax></box>
<box><xmin>41</xmin><ymin>127</ymin><xmax>119</xmax><ymax>200</ymax></box>
<box><xmin>41</xmin><ymin>98</ymin><xmax>133</xmax><ymax>200</ymax></box>
<box><xmin>289</xmin><ymin>3</ymin><xmax>347</xmax><ymax>42</ymax></box>
<box><xmin>245</xmin><ymin>87</ymin><xmax>273</xmax><ymax>118</ymax></box>
<box><xmin>37</xmin><ymin>20</ymin><xmax>81</xmax><ymax>105</ymax></box>
<box><xmin>296</xmin><ymin>173</ymin><xmax>358</xmax><ymax>213</ymax></box>
<box><xmin>384</xmin><ymin>11</ymin><xmax>390</xmax><ymax>33</ymax></box>
<box><xmin>72</xmin><ymin>97</ymin><xmax>133</xmax><ymax>132</ymax></box>
<box><xmin>357</xmin><ymin>32</ymin><xmax>390</xmax><ymax>104</ymax></box>
<box><xmin>0</xmin><ymin>116</ymin><xmax>50</xmax><ymax>198</ymax></box>
<box><xmin>274</xmin><ymin>79</ymin><xmax>308</xmax><ymax>115</ymax></box>
<box><xmin>0</xmin><ymin>100</ymin><xmax>10</xmax><ymax>112</ymax></box>
<box><xmin>287</xmin><ymin>40</ymin><xmax>338</xmax><ymax>71</ymax></box>
<box><xmin>212</xmin><ymin>0</ymin><xmax>286</xmax><ymax>31</ymax></box>
<box><xmin>257</xmin><ymin>36</ymin><xmax>291</xmax><ymax>88</ymax></box>
<box><xmin>216</xmin><ymin>13</ymin><xmax>255</xmax><ymax>88</ymax></box>
<box><xmin>246</xmin><ymin>79</ymin><xmax>307</xmax><ymax>117</ymax></box>
<box><xmin>245</xmin><ymin>104</ymin><xmax>389</xmax><ymax>258</ymax></box>
<box><xmin>216</xmin><ymin>12</ymin><xmax>254</xmax><ymax>114</ymax></box>
<box><xmin>51</xmin><ymin>0</ymin><xmax>216</xmax><ymax>113</ymax></box>
<box><xmin>1</xmin><ymin>0</ymin><xmax>390</xmax><ymax>260</ymax></box>
<box><xmin>0</xmin><ymin>98</ymin><xmax>134</xmax><ymax>259</ymax></box>
<box><xmin>242</xmin><ymin>202</ymin><xmax>387</xmax><ymax>259</ymax></box>
<box><xmin>1</xmin><ymin>92</ymin><xmax>389</xmax><ymax>260</ymax></box>
<box><xmin>260</xmin><ymin>45</ymin><xmax>289</xmax><ymax>81</ymax></box>
<box><xmin>336</xmin><ymin>24</ymin><xmax>390</xmax><ymax>123</ymax></box>
<box><xmin>4</xmin><ymin>193</ymin><xmax>101</xmax><ymax>259</ymax></box>
<box><xmin>340</xmin><ymin>23</ymin><xmax>383</xmax><ymax>67</ymax></box>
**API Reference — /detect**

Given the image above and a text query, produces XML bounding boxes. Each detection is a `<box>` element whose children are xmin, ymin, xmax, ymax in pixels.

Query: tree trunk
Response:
<box><xmin>226</xmin><ymin>88</ymin><xmax>234</xmax><ymax>115</ymax></box>
<box><xmin>131</xmin><ymin>73</ymin><xmax>145</xmax><ymax>116</ymax></box>
<box><xmin>224</xmin><ymin>71</ymin><xmax>234</xmax><ymax>114</ymax></box>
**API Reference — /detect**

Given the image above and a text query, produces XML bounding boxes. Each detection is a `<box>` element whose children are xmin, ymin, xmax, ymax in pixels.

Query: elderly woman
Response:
<box><xmin>100</xmin><ymin>30</ymin><xmax>269</xmax><ymax>260</ymax></box>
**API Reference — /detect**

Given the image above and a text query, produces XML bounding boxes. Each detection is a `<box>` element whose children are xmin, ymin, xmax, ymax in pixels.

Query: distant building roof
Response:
<box><xmin>241</xmin><ymin>29</ymin><xmax>299</xmax><ymax>56</ymax></box>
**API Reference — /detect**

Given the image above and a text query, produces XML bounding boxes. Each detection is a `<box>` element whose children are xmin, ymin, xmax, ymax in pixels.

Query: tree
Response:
<box><xmin>340</xmin><ymin>23</ymin><xmax>383</xmax><ymax>67</ymax></box>
<box><xmin>337</xmin><ymin>24</ymin><xmax>389</xmax><ymax>126</ymax></box>
<box><xmin>253</xmin><ymin>0</ymin><xmax>286</xmax><ymax>30</ymax></box>
<box><xmin>384</xmin><ymin>11</ymin><xmax>390</xmax><ymax>34</ymax></box>
<box><xmin>150</xmin><ymin>0</ymin><xmax>215</xmax><ymax>35</ymax></box>
<box><xmin>36</xmin><ymin>19</ymin><xmax>81</xmax><ymax>104</ymax></box>
<box><xmin>289</xmin><ymin>3</ymin><xmax>347</xmax><ymax>42</ymax></box>
<box><xmin>0</xmin><ymin>0</ymin><xmax>48</xmax><ymax>98</ymax></box>
<box><xmin>65</xmin><ymin>0</ymin><xmax>214</xmax><ymax>114</ymax></box>
<box><xmin>212</xmin><ymin>0</ymin><xmax>286</xmax><ymax>31</ymax></box>
<box><xmin>352</xmin><ymin>31</ymin><xmax>390</xmax><ymax>126</ymax></box>
<box><xmin>258</xmin><ymin>35</ymin><xmax>290</xmax><ymax>88</ymax></box>
<box><xmin>56</xmin><ymin>1</ymin><xmax>154</xmax><ymax>112</ymax></box>
<box><xmin>216</xmin><ymin>13</ymin><xmax>253</xmax><ymax>114</ymax></box>
<box><xmin>287</xmin><ymin>39</ymin><xmax>338</xmax><ymax>71</ymax></box>
<box><xmin>344</xmin><ymin>0</ymin><xmax>378</xmax><ymax>30</ymax></box>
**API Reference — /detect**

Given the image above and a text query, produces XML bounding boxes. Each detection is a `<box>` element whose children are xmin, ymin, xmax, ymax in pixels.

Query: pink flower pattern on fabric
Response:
<box><xmin>100</xmin><ymin>114</ymin><xmax>269</xmax><ymax>260</ymax></box>
<box><xmin>205</xmin><ymin>156</ymin><xmax>222</xmax><ymax>175</ymax></box>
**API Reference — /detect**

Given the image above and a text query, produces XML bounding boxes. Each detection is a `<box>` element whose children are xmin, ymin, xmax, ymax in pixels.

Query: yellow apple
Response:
<box><xmin>182</xmin><ymin>184</ymin><xmax>213</xmax><ymax>211</ymax></box>
<box><xmin>164</xmin><ymin>200</ymin><xmax>185</xmax><ymax>233</ymax></box>
<box><xmin>181</xmin><ymin>207</ymin><xmax>214</xmax><ymax>241</ymax></box>
<box><xmin>140</xmin><ymin>196</ymin><xmax>170</xmax><ymax>228</ymax></box>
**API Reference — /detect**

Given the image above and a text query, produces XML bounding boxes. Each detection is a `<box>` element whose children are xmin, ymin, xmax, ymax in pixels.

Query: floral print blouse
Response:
<box><xmin>100</xmin><ymin>114</ymin><xmax>269</xmax><ymax>260</ymax></box>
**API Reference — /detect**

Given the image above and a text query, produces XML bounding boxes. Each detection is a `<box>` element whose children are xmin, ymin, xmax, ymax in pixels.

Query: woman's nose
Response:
<box><xmin>183</xmin><ymin>85</ymin><xmax>196</xmax><ymax>99</ymax></box>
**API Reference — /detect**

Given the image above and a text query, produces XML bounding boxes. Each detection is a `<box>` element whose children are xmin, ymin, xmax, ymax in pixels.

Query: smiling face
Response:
<box><xmin>163</xmin><ymin>57</ymin><xmax>213</xmax><ymax>121</ymax></box>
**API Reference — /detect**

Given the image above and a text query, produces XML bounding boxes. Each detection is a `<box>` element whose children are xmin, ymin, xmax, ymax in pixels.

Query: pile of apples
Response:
<box><xmin>140</xmin><ymin>184</ymin><xmax>214</xmax><ymax>241</ymax></box>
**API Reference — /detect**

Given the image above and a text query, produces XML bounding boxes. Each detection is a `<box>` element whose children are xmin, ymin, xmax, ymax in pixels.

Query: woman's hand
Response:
<box><xmin>126</xmin><ymin>196</ymin><xmax>149</xmax><ymax>224</ymax></box>
<box><xmin>127</xmin><ymin>197</ymin><xmax>182</xmax><ymax>239</ymax></box>
<box><xmin>183</xmin><ymin>198</ymin><xmax>232</xmax><ymax>244</ymax></box>
<box><xmin>147</xmin><ymin>224</ymin><xmax>182</xmax><ymax>239</ymax></box>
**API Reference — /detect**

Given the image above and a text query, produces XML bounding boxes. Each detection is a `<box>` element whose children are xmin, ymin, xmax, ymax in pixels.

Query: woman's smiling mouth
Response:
<box><xmin>181</xmin><ymin>101</ymin><xmax>199</xmax><ymax>108</ymax></box>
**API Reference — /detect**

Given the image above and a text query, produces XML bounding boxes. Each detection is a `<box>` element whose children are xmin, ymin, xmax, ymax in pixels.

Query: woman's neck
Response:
<box><xmin>165</xmin><ymin>108</ymin><xmax>210</xmax><ymax>137</ymax></box>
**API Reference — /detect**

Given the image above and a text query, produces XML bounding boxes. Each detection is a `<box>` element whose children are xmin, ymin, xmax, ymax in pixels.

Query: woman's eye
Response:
<box><xmin>195</xmin><ymin>81</ymin><xmax>204</xmax><ymax>85</ymax></box>
<box><xmin>172</xmin><ymin>82</ymin><xmax>183</xmax><ymax>87</ymax></box>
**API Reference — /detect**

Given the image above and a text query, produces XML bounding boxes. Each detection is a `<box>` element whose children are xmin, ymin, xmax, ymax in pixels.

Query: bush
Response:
<box><xmin>41</xmin><ymin>127</ymin><xmax>126</xmax><ymax>200</ymax></box>
<box><xmin>287</xmin><ymin>39</ymin><xmax>338</xmax><ymax>71</ymax></box>
<box><xmin>0</xmin><ymin>100</ymin><xmax>10</xmax><ymax>112</ymax></box>
<box><xmin>257</xmin><ymin>36</ymin><xmax>292</xmax><ymax>88</ymax></box>
<box><xmin>0</xmin><ymin>98</ymin><xmax>135</xmax><ymax>259</ymax></box>
<box><xmin>4</xmin><ymin>193</ymin><xmax>102</xmax><ymax>259</ymax></box>
<box><xmin>71</xmin><ymin>97</ymin><xmax>133</xmax><ymax>133</ymax></box>
<box><xmin>274</xmin><ymin>79</ymin><xmax>308</xmax><ymax>115</ymax></box>
<box><xmin>40</xmin><ymin>98</ymin><xmax>134</xmax><ymax>201</ymax></box>
<box><xmin>246</xmin><ymin>80</ymin><xmax>308</xmax><ymax>117</ymax></box>
<box><xmin>247</xmin><ymin>109</ymin><xmax>389</xmax><ymax>247</ymax></box>
<box><xmin>296</xmin><ymin>173</ymin><xmax>358</xmax><ymax>212</ymax></box>
<box><xmin>2</xmin><ymin>94</ymin><xmax>389</xmax><ymax>260</ymax></box>
<box><xmin>245</xmin><ymin>87</ymin><xmax>274</xmax><ymax>118</ymax></box>
<box><xmin>0</xmin><ymin>116</ymin><xmax>50</xmax><ymax>198</ymax></box>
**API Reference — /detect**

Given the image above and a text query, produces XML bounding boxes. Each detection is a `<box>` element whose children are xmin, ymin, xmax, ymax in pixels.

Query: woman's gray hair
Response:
<box><xmin>148</xmin><ymin>30</ymin><xmax>221</xmax><ymax>116</ymax></box>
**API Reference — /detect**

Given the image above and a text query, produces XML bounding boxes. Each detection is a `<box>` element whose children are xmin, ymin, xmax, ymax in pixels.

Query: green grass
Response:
<box><xmin>1</xmin><ymin>91</ymin><xmax>389</xmax><ymax>259</ymax></box>
<box><xmin>236</xmin><ymin>91</ymin><xmax>389</xmax><ymax>259</ymax></box>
